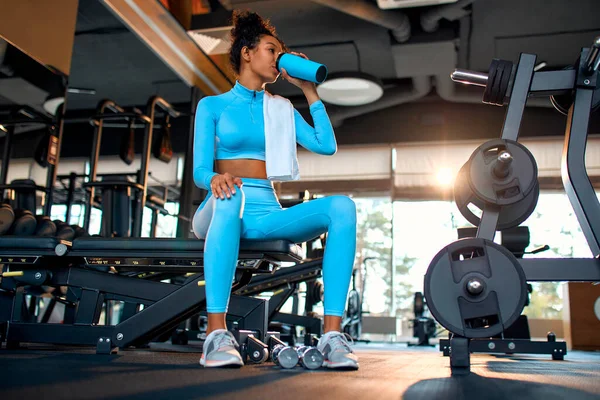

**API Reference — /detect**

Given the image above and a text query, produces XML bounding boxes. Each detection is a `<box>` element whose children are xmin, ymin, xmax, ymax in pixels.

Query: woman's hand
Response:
<box><xmin>210</xmin><ymin>173</ymin><xmax>243</xmax><ymax>200</ymax></box>
<box><xmin>280</xmin><ymin>52</ymin><xmax>317</xmax><ymax>93</ymax></box>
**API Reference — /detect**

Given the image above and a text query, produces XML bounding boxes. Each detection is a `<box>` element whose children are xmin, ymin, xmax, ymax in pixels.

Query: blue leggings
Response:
<box><xmin>193</xmin><ymin>178</ymin><xmax>357</xmax><ymax>316</ymax></box>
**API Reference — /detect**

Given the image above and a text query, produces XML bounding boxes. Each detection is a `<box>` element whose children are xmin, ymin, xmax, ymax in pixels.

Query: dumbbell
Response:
<box><xmin>35</xmin><ymin>216</ymin><xmax>57</xmax><ymax>237</ymax></box>
<box><xmin>53</xmin><ymin>220</ymin><xmax>75</xmax><ymax>241</ymax></box>
<box><xmin>71</xmin><ymin>225</ymin><xmax>90</xmax><ymax>238</ymax></box>
<box><xmin>272</xmin><ymin>344</ymin><xmax>299</xmax><ymax>369</ymax></box>
<box><xmin>9</xmin><ymin>209</ymin><xmax>37</xmax><ymax>236</ymax></box>
<box><xmin>0</xmin><ymin>203</ymin><xmax>15</xmax><ymax>235</ymax></box>
<box><xmin>296</xmin><ymin>346</ymin><xmax>324</xmax><ymax>370</ymax></box>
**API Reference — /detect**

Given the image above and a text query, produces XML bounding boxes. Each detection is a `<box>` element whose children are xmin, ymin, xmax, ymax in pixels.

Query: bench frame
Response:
<box><xmin>0</xmin><ymin>237</ymin><xmax>321</xmax><ymax>353</ymax></box>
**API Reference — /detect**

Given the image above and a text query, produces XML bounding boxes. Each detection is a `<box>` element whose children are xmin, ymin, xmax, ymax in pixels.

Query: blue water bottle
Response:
<box><xmin>276</xmin><ymin>53</ymin><xmax>328</xmax><ymax>84</ymax></box>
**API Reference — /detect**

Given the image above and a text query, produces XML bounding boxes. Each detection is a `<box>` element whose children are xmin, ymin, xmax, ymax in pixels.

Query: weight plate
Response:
<box><xmin>424</xmin><ymin>238</ymin><xmax>527</xmax><ymax>338</ymax></box>
<box><xmin>307</xmin><ymin>280</ymin><xmax>324</xmax><ymax>306</ymax></box>
<box><xmin>497</xmin><ymin>60</ymin><xmax>513</xmax><ymax>106</ymax></box>
<box><xmin>550</xmin><ymin>84</ymin><xmax>600</xmax><ymax>116</ymax></box>
<box><xmin>549</xmin><ymin>61</ymin><xmax>600</xmax><ymax>116</ymax></box>
<box><xmin>347</xmin><ymin>290</ymin><xmax>360</xmax><ymax>317</ymax></box>
<box><xmin>483</xmin><ymin>59</ymin><xmax>500</xmax><ymax>104</ymax></box>
<box><xmin>482</xmin><ymin>59</ymin><xmax>513</xmax><ymax>106</ymax></box>
<box><xmin>454</xmin><ymin>163</ymin><xmax>540</xmax><ymax>230</ymax></box>
<box><xmin>489</xmin><ymin>60</ymin><xmax>508</xmax><ymax>106</ymax></box>
<box><xmin>467</xmin><ymin>139</ymin><xmax>538</xmax><ymax>206</ymax></box>
<box><xmin>343</xmin><ymin>320</ymin><xmax>362</xmax><ymax>340</ymax></box>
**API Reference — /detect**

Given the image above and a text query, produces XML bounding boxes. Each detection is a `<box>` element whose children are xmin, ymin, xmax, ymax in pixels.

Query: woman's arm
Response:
<box><xmin>294</xmin><ymin>99</ymin><xmax>337</xmax><ymax>156</ymax></box>
<box><xmin>193</xmin><ymin>98</ymin><xmax>218</xmax><ymax>190</ymax></box>
<box><xmin>279</xmin><ymin>54</ymin><xmax>337</xmax><ymax>156</ymax></box>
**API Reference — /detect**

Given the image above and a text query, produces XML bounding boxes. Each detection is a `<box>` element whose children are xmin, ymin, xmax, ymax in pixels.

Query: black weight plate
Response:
<box><xmin>550</xmin><ymin>83</ymin><xmax>600</xmax><ymax>116</ymax></box>
<box><xmin>497</xmin><ymin>60</ymin><xmax>513</xmax><ymax>106</ymax></box>
<box><xmin>550</xmin><ymin>93</ymin><xmax>571</xmax><ymax>116</ymax></box>
<box><xmin>483</xmin><ymin>59</ymin><xmax>513</xmax><ymax>106</ymax></box>
<box><xmin>310</xmin><ymin>280</ymin><xmax>324</xmax><ymax>304</ymax></box>
<box><xmin>347</xmin><ymin>290</ymin><xmax>360</xmax><ymax>317</ymax></box>
<box><xmin>424</xmin><ymin>238</ymin><xmax>527</xmax><ymax>338</ymax></box>
<box><xmin>483</xmin><ymin>59</ymin><xmax>500</xmax><ymax>104</ymax></box>
<box><xmin>454</xmin><ymin>163</ymin><xmax>540</xmax><ymax>230</ymax></box>
<box><xmin>345</xmin><ymin>320</ymin><xmax>361</xmax><ymax>341</ymax></box>
<box><xmin>468</xmin><ymin>139</ymin><xmax>538</xmax><ymax>206</ymax></box>
<box><xmin>489</xmin><ymin>60</ymin><xmax>508</xmax><ymax>106</ymax></box>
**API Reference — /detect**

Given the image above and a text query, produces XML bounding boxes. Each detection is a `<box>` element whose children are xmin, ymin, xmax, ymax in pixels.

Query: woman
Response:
<box><xmin>193</xmin><ymin>10</ymin><xmax>358</xmax><ymax>370</ymax></box>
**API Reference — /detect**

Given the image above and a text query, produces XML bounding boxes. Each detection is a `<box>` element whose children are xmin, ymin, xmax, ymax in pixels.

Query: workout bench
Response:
<box><xmin>0</xmin><ymin>236</ymin><xmax>312</xmax><ymax>357</ymax></box>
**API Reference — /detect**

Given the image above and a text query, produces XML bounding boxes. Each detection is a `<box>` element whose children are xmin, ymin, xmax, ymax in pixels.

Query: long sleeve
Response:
<box><xmin>295</xmin><ymin>100</ymin><xmax>337</xmax><ymax>156</ymax></box>
<box><xmin>193</xmin><ymin>98</ymin><xmax>218</xmax><ymax>190</ymax></box>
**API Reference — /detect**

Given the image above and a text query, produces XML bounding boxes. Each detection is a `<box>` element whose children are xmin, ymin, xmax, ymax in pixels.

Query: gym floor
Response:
<box><xmin>1</xmin><ymin>342</ymin><xmax>599</xmax><ymax>400</ymax></box>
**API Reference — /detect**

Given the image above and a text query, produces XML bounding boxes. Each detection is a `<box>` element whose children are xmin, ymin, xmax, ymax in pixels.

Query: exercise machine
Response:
<box><xmin>342</xmin><ymin>257</ymin><xmax>372</xmax><ymax>342</ymax></box>
<box><xmin>424</xmin><ymin>37</ymin><xmax>600</xmax><ymax>375</ymax></box>
<box><xmin>408</xmin><ymin>292</ymin><xmax>437</xmax><ymax>347</ymax></box>
<box><xmin>0</xmin><ymin>106</ymin><xmax>63</xmax><ymax>216</ymax></box>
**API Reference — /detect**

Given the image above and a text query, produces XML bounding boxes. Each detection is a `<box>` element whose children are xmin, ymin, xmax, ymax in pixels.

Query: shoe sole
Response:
<box><xmin>323</xmin><ymin>360</ymin><xmax>359</xmax><ymax>370</ymax></box>
<box><xmin>200</xmin><ymin>357</ymin><xmax>244</xmax><ymax>368</ymax></box>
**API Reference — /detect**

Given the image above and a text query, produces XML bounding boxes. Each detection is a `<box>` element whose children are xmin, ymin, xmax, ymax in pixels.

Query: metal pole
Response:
<box><xmin>83</xmin><ymin>100</ymin><xmax>125</xmax><ymax>231</ymax></box>
<box><xmin>65</xmin><ymin>172</ymin><xmax>77</xmax><ymax>223</ymax></box>
<box><xmin>1</xmin><ymin>125</ymin><xmax>14</xmax><ymax>186</ymax></box>
<box><xmin>451</xmin><ymin>69</ymin><xmax>488</xmax><ymax>87</ymax></box>
<box><xmin>44</xmin><ymin>113</ymin><xmax>63</xmax><ymax>216</ymax></box>
<box><xmin>177</xmin><ymin>87</ymin><xmax>204</xmax><ymax>238</ymax></box>
<box><xmin>134</xmin><ymin>96</ymin><xmax>181</xmax><ymax>237</ymax></box>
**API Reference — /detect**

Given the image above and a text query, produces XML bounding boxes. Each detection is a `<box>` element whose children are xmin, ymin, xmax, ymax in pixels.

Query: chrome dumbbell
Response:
<box><xmin>296</xmin><ymin>346</ymin><xmax>324</xmax><ymax>370</ymax></box>
<box><xmin>272</xmin><ymin>344</ymin><xmax>299</xmax><ymax>369</ymax></box>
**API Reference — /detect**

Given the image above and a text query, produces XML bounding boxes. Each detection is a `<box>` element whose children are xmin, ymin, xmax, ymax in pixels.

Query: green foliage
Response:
<box><xmin>525</xmin><ymin>282</ymin><xmax>563</xmax><ymax>319</ymax></box>
<box><xmin>354</xmin><ymin>199</ymin><xmax>393</xmax><ymax>314</ymax></box>
<box><xmin>354</xmin><ymin>198</ymin><xmax>416</xmax><ymax>316</ymax></box>
<box><xmin>394</xmin><ymin>254</ymin><xmax>417</xmax><ymax>316</ymax></box>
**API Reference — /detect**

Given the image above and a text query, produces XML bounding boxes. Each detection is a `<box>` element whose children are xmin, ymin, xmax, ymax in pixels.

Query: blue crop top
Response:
<box><xmin>193</xmin><ymin>81</ymin><xmax>337</xmax><ymax>190</ymax></box>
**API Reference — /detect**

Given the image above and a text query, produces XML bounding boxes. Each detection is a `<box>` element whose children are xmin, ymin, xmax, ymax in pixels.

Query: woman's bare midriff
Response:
<box><xmin>215</xmin><ymin>159</ymin><xmax>267</xmax><ymax>179</ymax></box>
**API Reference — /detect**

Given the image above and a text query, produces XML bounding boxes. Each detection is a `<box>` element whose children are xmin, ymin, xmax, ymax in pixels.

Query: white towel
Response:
<box><xmin>263</xmin><ymin>92</ymin><xmax>300</xmax><ymax>181</ymax></box>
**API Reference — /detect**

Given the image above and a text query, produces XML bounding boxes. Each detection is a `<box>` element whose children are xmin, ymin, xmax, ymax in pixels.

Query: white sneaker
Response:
<box><xmin>199</xmin><ymin>329</ymin><xmax>244</xmax><ymax>368</ymax></box>
<box><xmin>317</xmin><ymin>331</ymin><xmax>359</xmax><ymax>370</ymax></box>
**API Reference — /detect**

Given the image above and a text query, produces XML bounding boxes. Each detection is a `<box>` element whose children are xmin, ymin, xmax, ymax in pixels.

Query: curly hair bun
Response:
<box><xmin>229</xmin><ymin>10</ymin><xmax>282</xmax><ymax>74</ymax></box>
<box><xmin>231</xmin><ymin>10</ymin><xmax>267</xmax><ymax>41</ymax></box>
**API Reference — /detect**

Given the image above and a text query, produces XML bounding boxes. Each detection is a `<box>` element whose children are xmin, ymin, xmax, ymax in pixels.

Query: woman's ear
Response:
<box><xmin>241</xmin><ymin>46</ymin><xmax>251</xmax><ymax>63</ymax></box>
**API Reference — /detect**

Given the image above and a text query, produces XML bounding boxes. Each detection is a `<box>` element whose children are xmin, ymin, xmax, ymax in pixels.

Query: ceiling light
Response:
<box><xmin>317</xmin><ymin>72</ymin><xmax>384</xmax><ymax>106</ymax></box>
<box><xmin>67</xmin><ymin>87</ymin><xmax>97</xmax><ymax>95</ymax></box>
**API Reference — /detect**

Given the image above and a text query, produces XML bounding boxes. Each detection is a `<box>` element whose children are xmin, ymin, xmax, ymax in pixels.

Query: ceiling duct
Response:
<box><xmin>389</xmin><ymin>40</ymin><xmax>552</xmax><ymax>107</ymax></box>
<box><xmin>420</xmin><ymin>0</ymin><xmax>475</xmax><ymax>32</ymax></box>
<box><xmin>327</xmin><ymin>75</ymin><xmax>431</xmax><ymax>126</ymax></box>
<box><xmin>310</xmin><ymin>0</ymin><xmax>411</xmax><ymax>43</ymax></box>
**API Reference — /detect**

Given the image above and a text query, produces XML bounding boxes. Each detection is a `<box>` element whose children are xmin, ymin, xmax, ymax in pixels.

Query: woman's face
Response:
<box><xmin>248</xmin><ymin>35</ymin><xmax>283</xmax><ymax>83</ymax></box>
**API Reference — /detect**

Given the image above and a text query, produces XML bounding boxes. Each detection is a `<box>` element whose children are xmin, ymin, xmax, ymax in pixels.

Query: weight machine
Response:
<box><xmin>424</xmin><ymin>37</ymin><xmax>600</xmax><ymax>375</ymax></box>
